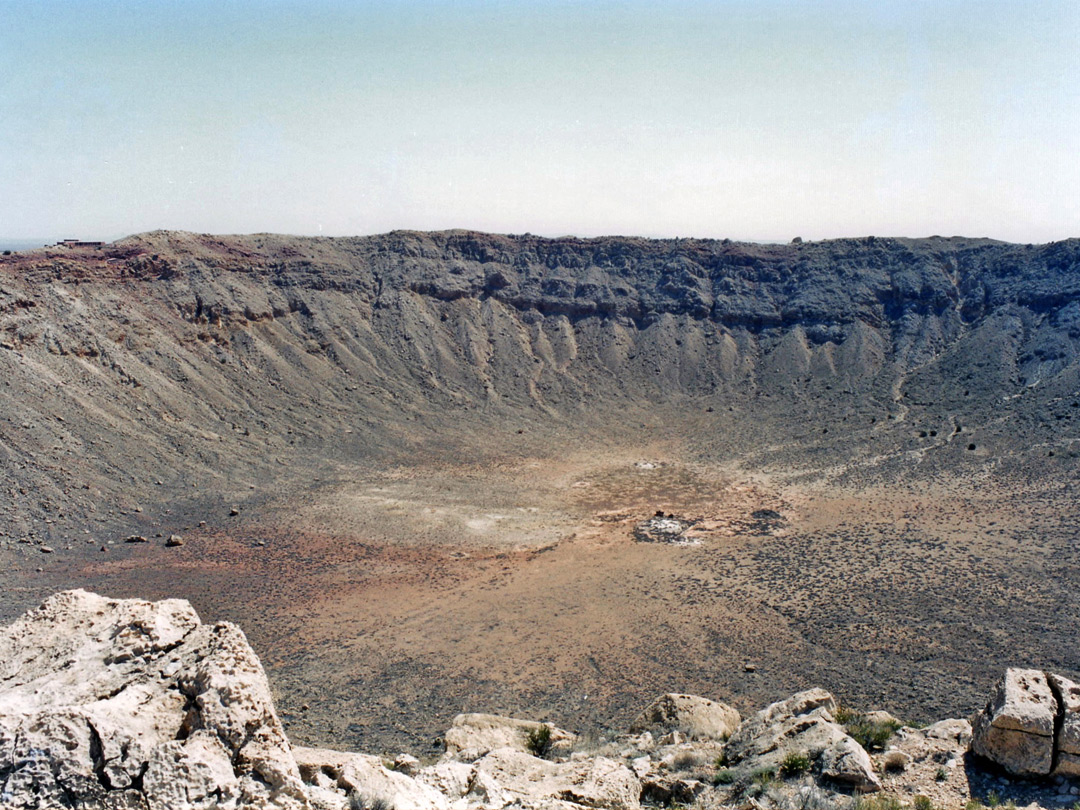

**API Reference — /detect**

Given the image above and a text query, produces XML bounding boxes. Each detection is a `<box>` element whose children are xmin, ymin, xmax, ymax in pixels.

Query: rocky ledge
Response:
<box><xmin>1</xmin><ymin>592</ymin><xmax>1078</xmax><ymax>810</ymax></box>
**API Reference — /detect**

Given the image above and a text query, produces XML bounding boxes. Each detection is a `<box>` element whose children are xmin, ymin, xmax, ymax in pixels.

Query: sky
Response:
<box><xmin>1</xmin><ymin>0</ymin><xmax>1078</xmax><ymax>243</ymax></box>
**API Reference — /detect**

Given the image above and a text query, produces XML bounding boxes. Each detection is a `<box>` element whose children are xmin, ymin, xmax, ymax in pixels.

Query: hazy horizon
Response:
<box><xmin>3</xmin><ymin>0</ymin><xmax>1078</xmax><ymax>244</ymax></box>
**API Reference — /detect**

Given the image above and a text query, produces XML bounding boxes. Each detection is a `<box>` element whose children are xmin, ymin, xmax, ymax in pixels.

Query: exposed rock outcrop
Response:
<box><xmin>442</xmin><ymin>714</ymin><xmax>575</xmax><ymax>762</ymax></box>
<box><xmin>971</xmin><ymin>668</ymin><xmax>1059</xmax><ymax>776</ymax></box>
<box><xmin>4</xmin><ymin>590</ymin><xmax>1080</xmax><ymax>810</ymax></box>
<box><xmin>629</xmin><ymin>693</ymin><xmax>740</xmax><ymax>741</ymax></box>
<box><xmin>470</xmin><ymin>748</ymin><xmax>640</xmax><ymax>810</ymax></box>
<box><xmin>0</xmin><ymin>589</ymin><xmax>306</xmax><ymax>809</ymax></box>
<box><xmin>723</xmin><ymin>688</ymin><xmax>881</xmax><ymax>792</ymax></box>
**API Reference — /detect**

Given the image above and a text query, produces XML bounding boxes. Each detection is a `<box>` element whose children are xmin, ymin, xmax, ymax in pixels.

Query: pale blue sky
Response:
<box><xmin>2</xmin><ymin>0</ymin><xmax>1078</xmax><ymax>242</ymax></box>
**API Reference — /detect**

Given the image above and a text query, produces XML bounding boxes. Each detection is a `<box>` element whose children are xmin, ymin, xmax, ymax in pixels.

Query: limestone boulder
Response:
<box><xmin>416</xmin><ymin>760</ymin><xmax>475</xmax><ymax>799</ymax></box>
<box><xmin>339</xmin><ymin>754</ymin><xmax>450</xmax><ymax>810</ymax></box>
<box><xmin>819</xmin><ymin>736</ymin><xmax>879</xmax><ymax>789</ymax></box>
<box><xmin>629</xmin><ymin>694</ymin><xmax>740</xmax><ymax>741</ymax></box>
<box><xmin>971</xmin><ymin>668</ymin><xmax>1057</xmax><ymax>777</ymax></box>
<box><xmin>443</xmin><ymin>714</ymin><xmax>575</xmax><ymax>762</ymax></box>
<box><xmin>724</xmin><ymin>688</ymin><xmax>880</xmax><ymax>793</ymax></box>
<box><xmin>0</xmin><ymin>589</ymin><xmax>307</xmax><ymax>810</ymax></box>
<box><xmin>723</xmin><ymin>688</ymin><xmax>839</xmax><ymax>766</ymax></box>
<box><xmin>1047</xmin><ymin>672</ymin><xmax>1080</xmax><ymax>777</ymax></box>
<box><xmin>471</xmin><ymin>748</ymin><xmax>640</xmax><ymax>810</ymax></box>
<box><xmin>295</xmin><ymin>747</ymin><xmax>449</xmax><ymax>810</ymax></box>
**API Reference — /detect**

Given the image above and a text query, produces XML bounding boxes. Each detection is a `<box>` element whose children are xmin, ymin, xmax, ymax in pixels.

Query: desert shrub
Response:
<box><xmin>671</xmin><ymin>751</ymin><xmax>707</xmax><ymax>772</ymax></box>
<box><xmin>349</xmin><ymin>792</ymin><xmax>392</xmax><ymax>810</ymax></box>
<box><xmin>914</xmin><ymin>796</ymin><xmax>934</xmax><ymax>810</ymax></box>
<box><xmin>935</xmin><ymin>767</ymin><xmax>948</xmax><ymax>782</ymax></box>
<box><xmin>836</xmin><ymin>708</ymin><xmax>901</xmax><ymax>751</ymax></box>
<box><xmin>779</xmin><ymin>751</ymin><xmax>812</xmax><ymax>777</ymax></box>
<box><xmin>713</xmin><ymin>769</ymin><xmax>737</xmax><ymax>785</ymax></box>
<box><xmin>964</xmin><ymin>801</ymin><xmax>984</xmax><ymax>810</ymax></box>
<box><xmin>751</xmin><ymin>766</ymin><xmax>777</xmax><ymax>787</ymax></box>
<box><xmin>714</xmin><ymin>750</ymin><xmax>728</xmax><ymax>768</ymax></box>
<box><xmin>526</xmin><ymin>724</ymin><xmax>554</xmax><ymax>758</ymax></box>
<box><xmin>986</xmin><ymin>792</ymin><xmax>1000</xmax><ymax>808</ymax></box>
<box><xmin>786</xmin><ymin>785</ymin><xmax>839</xmax><ymax>810</ymax></box>
<box><xmin>853</xmin><ymin>794</ymin><xmax>902</xmax><ymax>810</ymax></box>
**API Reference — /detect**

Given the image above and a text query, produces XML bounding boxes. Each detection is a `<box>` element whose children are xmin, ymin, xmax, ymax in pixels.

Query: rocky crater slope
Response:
<box><xmin>2</xmin><ymin>232</ymin><xmax>1080</xmax><ymax>756</ymax></box>
<box><xmin>1</xmin><ymin>231</ymin><xmax>1079</xmax><ymax>536</ymax></box>
<box><xmin>3</xmin><ymin>591</ymin><xmax>1080</xmax><ymax>810</ymax></box>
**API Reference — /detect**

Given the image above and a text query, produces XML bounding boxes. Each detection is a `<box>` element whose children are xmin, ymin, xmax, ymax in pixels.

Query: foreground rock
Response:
<box><xmin>471</xmin><ymin>748</ymin><xmax>640</xmax><ymax>810</ymax></box>
<box><xmin>4</xmin><ymin>590</ymin><xmax>1080</xmax><ymax>810</ymax></box>
<box><xmin>295</xmin><ymin>747</ymin><xmax>448</xmax><ymax>810</ymax></box>
<box><xmin>723</xmin><ymin>688</ymin><xmax>881</xmax><ymax>792</ymax></box>
<box><xmin>971</xmin><ymin>668</ymin><xmax>1066</xmax><ymax>777</ymax></box>
<box><xmin>0</xmin><ymin>589</ymin><xmax>306</xmax><ymax>809</ymax></box>
<box><xmin>443</xmin><ymin>714</ymin><xmax>575</xmax><ymax>762</ymax></box>
<box><xmin>629</xmin><ymin>693</ymin><xmax>740</xmax><ymax>741</ymax></box>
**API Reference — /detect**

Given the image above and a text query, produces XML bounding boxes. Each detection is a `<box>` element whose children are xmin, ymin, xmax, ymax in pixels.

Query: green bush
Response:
<box><xmin>853</xmin><ymin>794</ymin><xmax>902</xmax><ymax>810</ymax></box>
<box><xmin>751</xmin><ymin>766</ymin><xmax>776</xmax><ymax>786</ymax></box>
<box><xmin>914</xmin><ymin>796</ymin><xmax>934</xmax><ymax>810</ymax></box>
<box><xmin>835</xmin><ymin>707</ymin><xmax>901</xmax><ymax>751</ymax></box>
<box><xmin>779</xmin><ymin>751</ymin><xmax>811</xmax><ymax>777</ymax></box>
<box><xmin>935</xmin><ymin>767</ymin><xmax>948</xmax><ymax>782</ymax></box>
<box><xmin>526</xmin><ymin>724</ymin><xmax>554</xmax><ymax>758</ymax></box>
<box><xmin>713</xmin><ymin>769</ymin><xmax>737</xmax><ymax>785</ymax></box>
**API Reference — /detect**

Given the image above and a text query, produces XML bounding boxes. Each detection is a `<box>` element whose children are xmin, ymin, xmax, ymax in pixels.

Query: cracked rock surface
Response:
<box><xmin>0</xmin><ymin>589</ymin><xmax>306</xmax><ymax>809</ymax></box>
<box><xmin>971</xmin><ymin>667</ymin><xmax>1080</xmax><ymax>778</ymax></box>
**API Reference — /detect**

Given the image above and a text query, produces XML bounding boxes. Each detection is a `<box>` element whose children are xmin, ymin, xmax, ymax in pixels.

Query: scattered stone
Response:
<box><xmin>657</xmin><ymin>730</ymin><xmax>685</xmax><ymax>746</ymax></box>
<box><xmin>229</xmin><ymin>506</ymin><xmax>240</xmax><ymax>516</ymax></box>
<box><xmin>864</xmin><ymin>710</ymin><xmax>901</xmax><ymax>726</ymax></box>
<box><xmin>819</xmin><ymin>735</ymin><xmax>881</xmax><ymax>791</ymax></box>
<box><xmin>394</xmin><ymin>753</ymin><xmax>421</xmax><ymax>776</ymax></box>
<box><xmin>2</xmin><ymin>593</ymin><xmax>1075</xmax><ymax>810</ymax></box>
<box><xmin>124</xmin><ymin>534</ymin><xmax>148</xmax><ymax>543</ymax></box>
<box><xmin>639</xmin><ymin>772</ymin><xmax>708</xmax><ymax>805</ymax></box>
<box><xmin>165</xmin><ymin>534</ymin><xmax>184</xmax><ymax>546</ymax></box>
<box><xmin>925</xmin><ymin>718</ymin><xmax>974</xmax><ymax>746</ymax></box>
<box><xmin>38</xmin><ymin>545</ymin><xmax>53</xmax><ymax>553</ymax></box>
